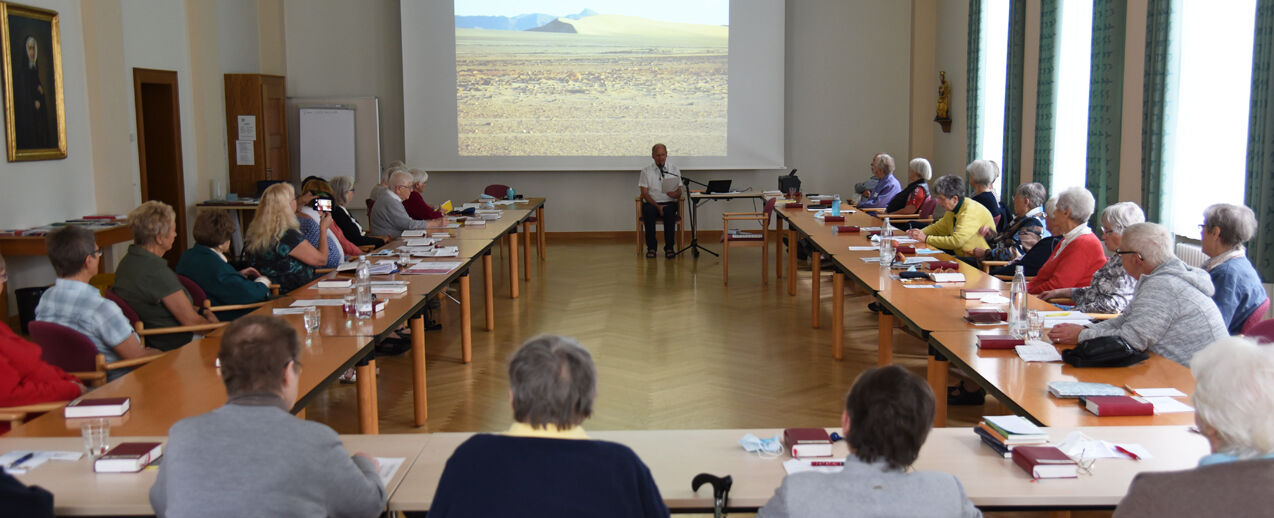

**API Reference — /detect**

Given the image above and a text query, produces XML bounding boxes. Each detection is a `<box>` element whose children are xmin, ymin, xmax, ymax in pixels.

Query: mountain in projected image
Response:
<box><xmin>455</xmin><ymin>13</ymin><xmax>728</xmax><ymax>157</ymax></box>
<box><xmin>455</xmin><ymin>9</ymin><xmax>598</xmax><ymax>31</ymax></box>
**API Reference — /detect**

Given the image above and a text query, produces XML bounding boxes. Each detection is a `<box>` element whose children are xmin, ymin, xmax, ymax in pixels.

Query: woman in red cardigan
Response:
<box><xmin>0</xmin><ymin>254</ymin><xmax>84</xmax><ymax>433</ymax></box>
<box><xmin>1028</xmin><ymin>187</ymin><xmax>1108</xmax><ymax>295</ymax></box>
<box><xmin>403</xmin><ymin>169</ymin><xmax>447</xmax><ymax>221</ymax></box>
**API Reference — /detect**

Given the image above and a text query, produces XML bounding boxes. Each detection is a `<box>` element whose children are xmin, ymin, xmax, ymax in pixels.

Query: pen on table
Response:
<box><xmin>1114</xmin><ymin>445</ymin><xmax>1141</xmax><ymax>460</ymax></box>
<box><xmin>8</xmin><ymin>452</ymin><xmax>34</xmax><ymax>469</ymax></box>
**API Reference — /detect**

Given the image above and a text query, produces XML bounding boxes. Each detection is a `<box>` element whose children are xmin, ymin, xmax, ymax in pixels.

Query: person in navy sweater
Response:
<box><xmin>1200</xmin><ymin>203</ymin><xmax>1268</xmax><ymax>334</ymax></box>
<box><xmin>427</xmin><ymin>335</ymin><xmax>669</xmax><ymax>518</ymax></box>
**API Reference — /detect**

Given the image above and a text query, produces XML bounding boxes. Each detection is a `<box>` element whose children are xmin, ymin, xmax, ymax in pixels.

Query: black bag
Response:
<box><xmin>1062</xmin><ymin>336</ymin><xmax>1149</xmax><ymax>367</ymax></box>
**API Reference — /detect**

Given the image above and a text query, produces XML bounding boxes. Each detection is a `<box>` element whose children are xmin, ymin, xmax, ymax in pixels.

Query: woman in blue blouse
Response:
<box><xmin>1200</xmin><ymin>203</ymin><xmax>1268</xmax><ymax>334</ymax></box>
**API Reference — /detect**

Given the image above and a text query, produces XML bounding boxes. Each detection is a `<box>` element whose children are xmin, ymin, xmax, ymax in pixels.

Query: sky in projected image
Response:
<box><xmin>454</xmin><ymin>0</ymin><xmax>729</xmax><ymax>157</ymax></box>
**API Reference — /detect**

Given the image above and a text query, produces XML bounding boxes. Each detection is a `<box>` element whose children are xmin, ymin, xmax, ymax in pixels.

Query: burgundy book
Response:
<box><xmin>895</xmin><ymin>246</ymin><xmax>916</xmax><ymax>254</ymax></box>
<box><xmin>835</xmin><ymin>226</ymin><xmax>861</xmax><ymax>233</ymax></box>
<box><xmin>64</xmin><ymin>397</ymin><xmax>131</xmax><ymax>418</ymax></box>
<box><xmin>926</xmin><ymin>261</ymin><xmax>960</xmax><ymax>270</ymax></box>
<box><xmin>783</xmin><ymin>428</ymin><xmax>833</xmax><ymax>458</ymax></box>
<box><xmin>1081</xmin><ymin>396</ymin><xmax>1155</xmax><ymax>416</ymax></box>
<box><xmin>784</xmin><ymin>203</ymin><xmax>803</xmax><ymax>209</ymax></box>
<box><xmin>94</xmin><ymin>442</ymin><xmax>163</xmax><ymax>473</ymax></box>
<box><xmin>1012</xmin><ymin>445</ymin><xmax>1078</xmax><ymax>479</ymax></box>
<box><xmin>977</xmin><ymin>334</ymin><xmax>1025</xmax><ymax>349</ymax></box>
<box><xmin>965</xmin><ymin>308</ymin><xmax>1008</xmax><ymax>324</ymax></box>
<box><xmin>823</xmin><ymin>215</ymin><xmax>845</xmax><ymax>222</ymax></box>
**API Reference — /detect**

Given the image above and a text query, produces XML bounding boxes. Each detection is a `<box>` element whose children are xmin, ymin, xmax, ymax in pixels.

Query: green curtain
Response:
<box><xmin>1140</xmin><ymin>0</ymin><xmax>1181</xmax><ymax>225</ymax></box>
<box><xmin>967</xmin><ymin>0</ymin><xmax>983</xmax><ymax>166</ymax></box>
<box><xmin>1085</xmin><ymin>0</ymin><xmax>1126</xmax><ymax>228</ymax></box>
<box><xmin>1033</xmin><ymin>0</ymin><xmax>1061</xmax><ymax>193</ymax></box>
<box><xmin>1246</xmin><ymin>0</ymin><xmax>1274</xmax><ymax>279</ymax></box>
<box><xmin>1001</xmin><ymin>0</ymin><xmax>1026</xmax><ymax>199</ymax></box>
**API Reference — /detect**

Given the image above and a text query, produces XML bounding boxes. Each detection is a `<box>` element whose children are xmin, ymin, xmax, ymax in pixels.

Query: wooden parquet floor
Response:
<box><xmin>304</xmin><ymin>237</ymin><xmax>1108</xmax><ymax>518</ymax></box>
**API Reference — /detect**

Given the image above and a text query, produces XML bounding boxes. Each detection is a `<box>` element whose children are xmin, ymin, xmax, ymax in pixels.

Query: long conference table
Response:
<box><xmin>2</xmin><ymin>425</ymin><xmax>1210</xmax><ymax>515</ymax></box>
<box><xmin>6</xmin><ymin>198</ymin><xmax>547</xmax><ymax>438</ymax></box>
<box><xmin>771</xmin><ymin>196</ymin><xmax>1197</xmax><ymax>428</ymax></box>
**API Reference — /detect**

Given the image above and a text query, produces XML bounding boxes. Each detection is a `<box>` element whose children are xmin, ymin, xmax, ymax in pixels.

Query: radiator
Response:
<box><xmin>1175</xmin><ymin>243</ymin><xmax>1207</xmax><ymax>268</ymax></box>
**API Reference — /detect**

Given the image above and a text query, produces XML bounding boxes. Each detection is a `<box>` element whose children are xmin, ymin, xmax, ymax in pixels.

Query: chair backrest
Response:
<box><xmin>28</xmin><ymin>320</ymin><xmax>100</xmax><ymax>372</ymax></box>
<box><xmin>1242</xmin><ymin>298</ymin><xmax>1272</xmax><ymax>336</ymax></box>
<box><xmin>763</xmin><ymin>197</ymin><xmax>778</xmax><ymax>216</ymax></box>
<box><xmin>103</xmin><ymin>289</ymin><xmax>141</xmax><ymax>325</ymax></box>
<box><xmin>365</xmin><ymin>198</ymin><xmax>375</xmax><ymax>213</ymax></box>
<box><xmin>177</xmin><ymin>274</ymin><xmax>208</xmax><ymax>307</ymax></box>
<box><xmin>917</xmin><ymin>196</ymin><xmax>939</xmax><ymax>218</ymax></box>
<box><xmin>1246</xmin><ymin>314</ymin><xmax>1274</xmax><ymax>344</ymax></box>
<box><xmin>484</xmin><ymin>184</ymin><xmax>511</xmax><ymax>198</ymax></box>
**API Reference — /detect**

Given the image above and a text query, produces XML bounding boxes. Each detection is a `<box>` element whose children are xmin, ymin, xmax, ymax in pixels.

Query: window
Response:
<box><xmin>1161</xmin><ymin>0</ymin><xmax>1256</xmax><ymax>236</ymax></box>
<box><xmin>975</xmin><ymin>0</ymin><xmax>1010</xmax><ymax>196</ymax></box>
<box><xmin>1050</xmin><ymin>0</ymin><xmax>1093</xmax><ymax>192</ymax></box>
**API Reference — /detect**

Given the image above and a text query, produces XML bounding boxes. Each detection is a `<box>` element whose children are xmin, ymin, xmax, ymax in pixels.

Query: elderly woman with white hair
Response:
<box><xmin>1026</xmin><ymin>187</ymin><xmax>1107</xmax><ymax>295</ymax></box>
<box><xmin>856</xmin><ymin>153</ymin><xmax>900</xmax><ymax>209</ymax></box>
<box><xmin>1039</xmin><ymin>201</ymin><xmax>1144</xmax><ymax>313</ymax></box>
<box><xmin>884</xmin><ymin>157</ymin><xmax>932</xmax><ymax>216</ymax></box>
<box><xmin>402</xmin><ymin>168</ymin><xmax>446</xmax><ymax>221</ymax></box>
<box><xmin>368</xmin><ymin>161</ymin><xmax>406</xmax><ymax>204</ymax></box>
<box><xmin>369</xmin><ymin>170</ymin><xmax>436</xmax><ymax>239</ymax></box>
<box><xmin>972</xmin><ymin>182</ymin><xmax>1050</xmax><ymax>264</ymax></box>
<box><xmin>905</xmin><ymin>174</ymin><xmax>994</xmax><ymax>256</ymax></box>
<box><xmin>1048</xmin><ymin>223</ymin><xmax>1228</xmax><ymax>366</ymax></box>
<box><xmin>1113</xmin><ymin>337</ymin><xmax>1274</xmax><ymax>517</ymax></box>
<box><xmin>965</xmin><ymin>160</ymin><xmax>1004</xmax><ymax>227</ymax></box>
<box><xmin>1200</xmin><ymin>203</ymin><xmax>1268</xmax><ymax>334</ymax></box>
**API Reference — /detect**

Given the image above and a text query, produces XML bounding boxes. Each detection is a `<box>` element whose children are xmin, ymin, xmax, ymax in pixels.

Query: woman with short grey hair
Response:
<box><xmin>427</xmin><ymin>335</ymin><xmax>668</xmax><ymax>515</ymax></box>
<box><xmin>403</xmin><ymin>168</ymin><xmax>445</xmax><ymax>221</ymax></box>
<box><xmin>905</xmin><ymin>175</ymin><xmax>995</xmax><ymax>256</ymax></box>
<box><xmin>1040</xmin><ymin>202</ymin><xmax>1144</xmax><ymax>313</ymax></box>
<box><xmin>965</xmin><ymin>160</ymin><xmax>1004</xmax><ymax>226</ymax></box>
<box><xmin>327</xmin><ymin>176</ymin><xmax>384</xmax><ymax>249</ymax></box>
<box><xmin>885</xmin><ymin>157</ymin><xmax>933</xmax><ymax>216</ymax></box>
<box><xmin>971</xmin><ymin>182</ymin><xmax>1051</xmax><ymax>266</ymax></box>
<box><xmin>1200</xmin><ymin>203</ymin><xmax>1268</xmax><ymax>334</ymax></box>
<box><xmin>1027</xmin><ymin>187</ymin><xmax>1107</xmax><ymax>295</ymax></box>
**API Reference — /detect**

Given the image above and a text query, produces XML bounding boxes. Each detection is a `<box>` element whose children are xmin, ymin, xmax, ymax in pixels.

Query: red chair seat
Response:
<box><xmin>29</xmin><ymin>321</ymin><xmax>100</xmax><ymax>373</ymax></box>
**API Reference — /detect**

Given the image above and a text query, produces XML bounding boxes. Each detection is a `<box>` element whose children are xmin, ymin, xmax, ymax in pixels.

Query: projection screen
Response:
<box><xmin>401</xmin><ymin>0</ymin><xmax>784</xmax><ymax>171</ymax></box>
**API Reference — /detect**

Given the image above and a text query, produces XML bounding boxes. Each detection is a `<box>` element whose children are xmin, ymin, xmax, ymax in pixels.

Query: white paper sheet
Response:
<box><xmin>1128</xmin><ymin>387</ymin><xmax>1187</xmax><ymax>398</ymax></box>
<box><xmin>403</xmin><ymin>238</ymin><xmax>436</xmax><ymax>246</ymax></box>
<box><xmin>375</xmin><ymin>457</ymin><xmax>405</xmax><ymax>487</ymax></box>
<box><xmin>859</xmin><ymin>257</ymin><xmax>882</xmax><ymax>263</ymax></box>
<box><xmin>272</xmin><ymin>308</ymin><xmax>309</xmax><ymax>315</ymax></box>
<box><xmin>0</xmin><ymin>450</ymin><xmax>81</xmax><ymax>475</ymax></box>
<box><xmin>847</xmin><ymin>246</ymin><xmax>878</xmax><ymax>251</ymax></box>
<box><xmin>1015</xmin><ymin>341</ymin><xmax>1064</xmax><ymax>362</ymax></box>
<box><xmin>289</xmin><ymin>299</ymin><xmax>348</xmax><ymax>307</ymax></box>
<box><xmin>903</xmin><ymin>284</ymin><xmax>938</xmax><ymax>289</ymax></box>
<box><xmin>400</xmin><ymin>230</ymin><xmax>428</xmax><ymax>237</ymax></box>
<box><xmin>1145</xmin><ymin>397</ymin><xmax>1194</xmax><ymax>414</ymax></box>
<box><xmin>902</xmin><ymin>256</ymin><xmax>939</xmax><ymax>264</ymax></box>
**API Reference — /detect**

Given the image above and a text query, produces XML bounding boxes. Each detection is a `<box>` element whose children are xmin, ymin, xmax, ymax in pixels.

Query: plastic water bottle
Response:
<box><xmin>506</xmin><ymin>187</ymin><xmax>516</xmax><ymax>200</ymax></box>
<box><xmin>1009</xmin><ymin>265</ymin><xmax>1028</xmax><ymax>337</ymax></box>
<box><xmin>832</xmin><ymin>194</ymin><xmax>842</xmax><ymax>216</ymax></box>
<box><xmin>354</xmin><ymin>255</ymin><xmax>373</xmax><ymax>319</ymax></box>
<box><xmin>879</xmin><ymin>216</ymin><xmax>894</xmax><ymax>267</ymax></box>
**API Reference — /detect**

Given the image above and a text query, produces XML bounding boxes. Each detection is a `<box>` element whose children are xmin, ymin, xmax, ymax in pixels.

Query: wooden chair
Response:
<box><xmin>634</xmin><ymin>197</ymin><xmax>686</xmax><ymax>255</ymax></box>
<box><xmin>722</xmin><ymin>198</ymin><xmax>776</xmax><ymax>285</ymax></box>
<box><xmin>177</xmin><ymin>275</ymin><xmax>271</xmax><ymax>315</ymax></box>
<box><xmin>102</xmin><ymin>289</ymin><xmax>227</xmax><ymax>348</ymax></box>
<box><xmin>28</xmin><ymin>320</ymin><xmax>164</xmax><ymax>387</ymax></box>
<box><xmin>0</xmin><ymin>401</ymin><xmax>69</xmax><ymax>430</ymax></box>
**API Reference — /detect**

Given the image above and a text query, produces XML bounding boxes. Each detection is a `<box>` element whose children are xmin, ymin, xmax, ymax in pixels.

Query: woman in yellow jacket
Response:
<box><xmin>906</xmin><ymin>174</ymin><xmax>994</xmax><ymax>256</ymax></box>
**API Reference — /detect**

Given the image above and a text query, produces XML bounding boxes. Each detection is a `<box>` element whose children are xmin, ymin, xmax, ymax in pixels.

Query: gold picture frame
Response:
<box><xmin>1</xmin><ymin>2</ymin><xmax>65</xmax><ymax>161</ymax></box>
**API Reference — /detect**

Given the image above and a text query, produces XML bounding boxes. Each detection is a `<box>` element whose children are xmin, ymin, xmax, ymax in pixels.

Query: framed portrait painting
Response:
<box><xmin>1</xmin><ymin>2</ymin><xmax>65</xmax><ymax>161</ymax></box>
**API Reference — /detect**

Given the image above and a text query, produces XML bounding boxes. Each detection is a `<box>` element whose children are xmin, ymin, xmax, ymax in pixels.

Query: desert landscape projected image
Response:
<box><xmin>454</xmin><ymin>1</ymin><xmax>728</xmax><ymax>157</ymax></box>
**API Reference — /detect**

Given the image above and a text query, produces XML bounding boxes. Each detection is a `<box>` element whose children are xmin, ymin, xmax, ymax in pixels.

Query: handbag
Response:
<box><xmin>1062</xmin><ymin>335</ymin><xmax>1149</xmax><ymax>367</ymax></box>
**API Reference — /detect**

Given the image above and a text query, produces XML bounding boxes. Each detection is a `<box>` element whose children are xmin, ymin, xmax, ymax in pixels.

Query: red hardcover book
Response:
<box><xmin>895</xmin><ymin>246</ymin><xmax>916</xmax><ymax>254</ymax></box>
<box><xmin>926</xmin><ymin>261</ymin><xmax>960</xmax><ymax>270</ymax></box>
<box><xmin>823</xmin><ymin>215</ymin><xmax>845</xmax><ymax>222</ymax></box>
<box><xmin>965</xmin><ymin>308</ymin><xmax>1007</xmax><ymax>323</ymax></box>
<box><xmin>784</xmin><ymin>203</ymin><xmax>803</xmax><ymax>209</ymax></box>
<box><xmin>64</xmin><ymin>397</ymin><xmax>131</xmax><ymax>418</ymax></box>
<box><xmin>783</xmin><ymin>427</ymin><xmax>833</xmax><ymax>458</ymax></box>
<box><xmin>977</xmin><ymin>334</ymin><xmax>1025</xmax><ymax>349</ymax></box>
<box><xmin>1081</xmin><ymin>396</ymin><xmax>1155</xmax><ymax>416</ymax></box>
<box><xmin>1012</xmin><ymin>445</ymin><xmax>1078</xmax><ymax>479</ymax></box>
<box><xmin>835</xmin><ymin>226</ymin><xmax>861</xmax><ymax>233</ymax></box>
<box><xmin>93</xmin><ymin>442</ymin><xmax>163</xmax><ymax>473</ymax></box>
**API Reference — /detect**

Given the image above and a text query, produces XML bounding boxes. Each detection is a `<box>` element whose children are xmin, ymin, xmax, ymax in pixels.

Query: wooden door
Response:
<box><xmin>259</xmin><ymin>76</ymin><xmax>289</xmax><ymax>183</ymax></box>
<box><xmin>132</xmin><ymin>68</ymin><xmax>186</xmax><ymax>266</ymax></box>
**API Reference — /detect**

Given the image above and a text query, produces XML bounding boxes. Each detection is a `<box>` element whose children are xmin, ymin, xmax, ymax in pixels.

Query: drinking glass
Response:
<box><xmin>304</xmin><ymin>305</ymin><xmax>320</xmax><ymax>333</ymax></box>
<box><xmin>787</xmin><ymin>187</ymin><xmax>797</xmax><ymax>199</ymax></box>
<box><xmin>399</xmin><ymin>250</ymin><xmax>413</xmax><ymax>267</ymax></box>
<box><xmin>343</xmin><ymin>291</ymin><xmax>357</xmax><ymax>315</ymax></box>
<box><xmin>1026</xmin><ymin>310</ymin><xmax>1045</xmax><ymax>341</ymax></box>
<box><xmin>81</xmin><ymin>419</ymin><xmax>110</xmax><ymax>459</ymax></box>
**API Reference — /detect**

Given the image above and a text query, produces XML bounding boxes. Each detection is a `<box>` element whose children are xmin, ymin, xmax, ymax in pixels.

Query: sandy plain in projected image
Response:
<box><xmin>456</xmin><ymin>15</ymin><xmax>727</xmax><ymax>156</ymax></box>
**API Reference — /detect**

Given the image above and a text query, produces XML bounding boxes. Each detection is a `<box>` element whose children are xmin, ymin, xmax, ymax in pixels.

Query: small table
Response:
<box><xmin>0</xmin><ymin>224</ymin><xmax>133</xmax><ymax>323</ymax></box>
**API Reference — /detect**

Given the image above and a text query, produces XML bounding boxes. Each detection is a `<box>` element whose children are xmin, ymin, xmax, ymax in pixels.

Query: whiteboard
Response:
<box><xmin>298</xmin><ymin>108</ymin><xmax>356</xmax><ymax>179</ymax></box>
<box><xmin>286</xmin><ymin>97</ymin><xmax>382</xmax><ymax>207</ymax></box>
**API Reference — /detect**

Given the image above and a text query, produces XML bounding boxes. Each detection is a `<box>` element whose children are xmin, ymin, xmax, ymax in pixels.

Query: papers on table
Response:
<box><xmin>1015</xmin><ymin>340</ymin><xmax>1064</xmax><ymax>362</ymax></box>
<box><xmin>913</xmin><ymin>248</ymin><xmax>943</xmax><ymax>254</ymax></box>
<box><xmin>431</xmin><ymin>233</ymin><xmax>452</xmax><ymax>239</ymax></box>
<box><xmin>400</xmin><ymin>230</ymin><xmax>428</xmax><ymax>237</ymax></box>
<box><xmin>1039</xmin><ymin>311</ymin><xmax>1092</xmax><ymax>326</ymax></box>
<box><xmin>0</xmin><ymin>450</ymin><xmax>81</xmax><ymax>474</ymax></box>
<box><xmin>782</xmin><ymin>458</ymin><xmax>846</xmax><ymax>475</ymax></box>
<box><xmin>1145</xmin><ymin>397</ymin><xmax>1194</xmax><ymax>414</ymax></box>
<box><xmin>980</xmin><ymin>294</ymin><xmax>1011</xmax><ymax>304</ymax></box>
<box><xmin>902</xmin><ymin>256</ymin><xmax>938</xmax><ymax>264</ymax></box>
<box><xmin>903</xmin><ymin>284</ymin><xmax>938</xmax><ymax>289</ymax></box>
<box><xmin>1056</xmin><ymin>431</ymin><xmax>1154</xmax><ymax>461</ymax></box>
<box><xmin>336</xmin><ymin>262</ymin><xmax>396</xmax><ymax>275</ymax></box>
<box><xmin>984</xmin><ymin>415</ymin><xmax>1045</xmax><ymax>436</ymax></box>
<box><xmin>376</xmin><ymin>457</ymin><xmax>406</xmax><ymax>486</ymax></box>
<box><xmin>403</xmin><ymin>261</ymin><xmax>463</xmax><ymax>275</ymax></box>
<box><xmin>272</xmin><ymin>308</ymin><xmax>309</xmax><ymax>315</ymax></box>
<box><xmin>442</xmin><ymin>223</ymin><xmax>461</xmax><ymax>229</ymax></box>
<box><xmin>289</xmin><ymin>299</ymin><xmax>347</xmax><ymax>307</ymax></box>
<box><xmin>493</xmin><ymin>200</ymin><xmax>516</xmax><ymax>206</ymax></box>
<box><xmin>414</xmin><ymin>246</ymin><xmax>459</xmax><ymax>257</ymax></box>
<box><xmin>859</xmin><ymin>257</ymin><xmax>882</xmax><ymax>263</ymax></box>
<box><xmin>403</xmin><ymin>238</ymin><xmax>436</xmax><ymax>247</ymax></box>
<box><xmin>1127</xmin><ymin>387</ymin><xmax>1187</xmax><ymax>398</ymax></box>
<box><xmin>848</xmin><ymin>246</ymin><xmax>878</xmax><ymax>251</ymax></box>
<box><xmin>315</xmin><ymin>280</ymin><xmax>352</xmax><ymax>289</ymax></box>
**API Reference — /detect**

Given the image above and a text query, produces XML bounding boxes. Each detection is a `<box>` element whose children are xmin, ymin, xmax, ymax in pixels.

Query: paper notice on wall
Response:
<box><xmin>236</xmin><ymin>140</ymin><xmax>254</xmax><ymax>165</ymax></box>
<box><xmin>237</xmin><ymin>115</ymin><xmax>256</xmax><ymax>140</ymax></box>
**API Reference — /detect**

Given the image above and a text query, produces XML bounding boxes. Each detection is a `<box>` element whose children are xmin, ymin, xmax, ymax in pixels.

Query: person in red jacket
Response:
<box><xmin>0</xmin><ymin>253</ymin><xmax>84</xmax><ymax>433</ymax></box>
<box><xmin>1028</xmin><ymin>187</ymin><xmax>1108</xmax><ymax>295</ymax></box>
<box><xmin>403</xmin><ymin>169</ymin><xmax>447</xmax><ymax>221</ymax></box>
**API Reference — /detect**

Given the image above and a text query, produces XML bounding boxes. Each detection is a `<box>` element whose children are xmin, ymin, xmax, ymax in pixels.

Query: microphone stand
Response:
<box><xmin>674</xmin><ymin>176</ymin><xmax>718</xmax><ymax>258</ymax></box>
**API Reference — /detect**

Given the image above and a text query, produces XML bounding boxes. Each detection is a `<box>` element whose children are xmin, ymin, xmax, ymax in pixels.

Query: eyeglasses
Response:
<box><xmin>92</xmin><ymin>248</ymin><xmax>103</xmax><ymax>258</ymax></box>
<box><xmin>0</xmin><ymin>270</ymin><xmax>7</xmax><ymax>282</ymax></box>
<box><xmin>1114</xmin><ymin>248</ymin><xmax>1142</xmax><ymax>260</ymax></box>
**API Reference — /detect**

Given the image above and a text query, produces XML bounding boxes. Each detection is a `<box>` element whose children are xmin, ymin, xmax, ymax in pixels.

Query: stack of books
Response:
<box><xmin>974</xmin><ymin>415</ymin><xmax>1048</xmax><ymax>458</ymax></box>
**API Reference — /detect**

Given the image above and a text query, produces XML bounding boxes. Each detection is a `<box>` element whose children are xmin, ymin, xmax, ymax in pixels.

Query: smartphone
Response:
<box><xmin>313</xmin><ymin>198</ymin><xmax>332</xmax><ymax>212</ymax></box>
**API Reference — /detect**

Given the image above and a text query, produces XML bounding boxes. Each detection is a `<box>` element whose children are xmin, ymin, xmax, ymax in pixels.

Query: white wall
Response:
<box><xmin>218</xmin><ymin>0</ymin><xmax>261</xmax><ymax>74</ymax></box>
<box><xmin>931</xmin><ymin>0</ymin><xmax>970</xmax><ymax>178</ymax></box>
<box><xmin>282</xmin><ymin>0</ymin><xmax>914</xmax><ymax>231</ymax></box>
<box><xmin>0</xmin><ymin>0</ymin><xmax>97</xmax><ymax>305</ymax></box>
